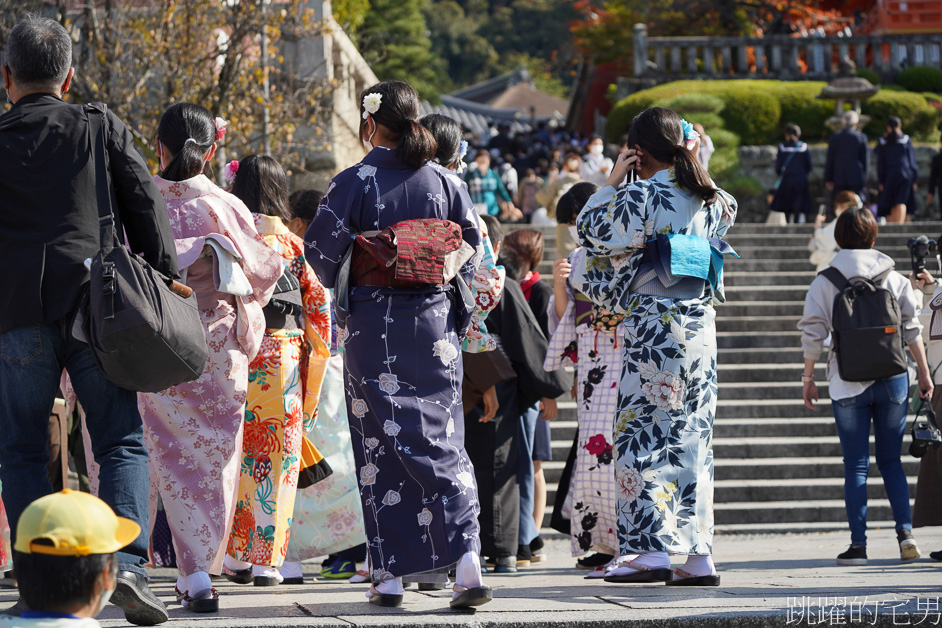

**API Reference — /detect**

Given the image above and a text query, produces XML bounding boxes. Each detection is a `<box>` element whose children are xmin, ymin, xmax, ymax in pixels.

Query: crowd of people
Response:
<box><xmin>0</xmin><ymin>14</ymin><xmax>939</xmax><ymax>628</ymax></box>
<box><xmin>770</xmin><ymin>110</ymin><xmax>924</xmax><ymax>225</ymax></box>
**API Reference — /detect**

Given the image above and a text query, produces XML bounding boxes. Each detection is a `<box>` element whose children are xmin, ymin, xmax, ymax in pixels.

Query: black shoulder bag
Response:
<box><xmin>76</xmin><ymin>104</ymin><xmax>208</xmax><ymax>392</ymax></box>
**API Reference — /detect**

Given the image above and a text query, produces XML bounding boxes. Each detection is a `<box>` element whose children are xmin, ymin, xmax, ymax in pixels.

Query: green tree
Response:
<box><xmin>424</xmin><ymin>0</ymin><xmax>497</xmax><ymax>88</ymax></box>
<box><xmin>357</xmin><ymin>0</ymin><xmax>446</xmax><ymax>101</ymax></box>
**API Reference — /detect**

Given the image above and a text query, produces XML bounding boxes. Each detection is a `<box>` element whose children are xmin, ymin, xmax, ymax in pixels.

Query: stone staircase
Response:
<box><xmin>506</xmin><ymin>221</ymin><xmax>942</xmax><ymax>535</ymax></box>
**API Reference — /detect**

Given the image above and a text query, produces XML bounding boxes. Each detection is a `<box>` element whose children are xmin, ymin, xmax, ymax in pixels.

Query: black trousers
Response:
<box><xmin>464</xmin><ymin>378</ymin><xmax>521</xmax><ymax>559</ymax></box>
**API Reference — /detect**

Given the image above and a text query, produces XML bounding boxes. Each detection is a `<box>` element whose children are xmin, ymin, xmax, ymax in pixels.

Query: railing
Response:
<box><xmin>631</xmin><ymin>23</ymin><xmax>942</xmax><ymax>80</ymax></box>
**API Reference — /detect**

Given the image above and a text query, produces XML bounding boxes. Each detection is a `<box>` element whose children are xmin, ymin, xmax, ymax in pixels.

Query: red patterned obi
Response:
<box><xmin>352</xmin><ymin>218</ymin><xmax>465</xmax><ymax>287</ymax></box>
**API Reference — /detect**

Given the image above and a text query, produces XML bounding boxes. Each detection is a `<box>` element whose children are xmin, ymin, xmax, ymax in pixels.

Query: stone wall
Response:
<box><xmin>736</xmin><ymin>143</ymin><xmax>939</xmax><ymax>222</ymax></box>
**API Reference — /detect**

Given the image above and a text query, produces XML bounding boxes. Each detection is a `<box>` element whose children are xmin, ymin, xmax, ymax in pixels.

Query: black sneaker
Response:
<box><xmin>577</xmin><ymin>552</ymin><xmax>614</xmax><ymax>570</ymax></box>
<box><xmin>836</xmin><ymin>546</ymin><xmax>868</xmax><ymax>566</ymax></box>
<box><xmin>897</xmin><ymin>529</ymin><xmax>921</xmax><ymax>562</ymax></box>
<box><xmin>929</xmin><ymin>550</ymin><xmax>942</xmax><ymax>561</ymax></box>
<box><xmin>516</xmin><ymin>544</ymin><xmax>532</xmax><ymax>568</ymax></box>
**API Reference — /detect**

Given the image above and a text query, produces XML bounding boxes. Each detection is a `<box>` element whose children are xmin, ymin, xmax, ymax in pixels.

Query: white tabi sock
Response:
<box><xmin>606</xmin><ymin>551</ymin><xmax>670</xmax><ymax>577</ymax></box>
<box><xmin>186</xmin><ymin>571</ymin><xmax>212</xmax><ymax>598</ymax></box>
<box><xmin>176</xmin><ymin>574</ymin><xmax>188</xmax><ymax>595</ymax></box>
<box><xmin>370</xmin><ymin>577</ymin><xmax>404</xmax><ymax>596</ymax></box>
<box><xmin>252</xmin><ymin>564</ymin><xmax>284</xmax><ymax>582</ymax></box>
<box><xmin>224</xmin><ymin>555</ymin><xmax>252</xmax><ymax>572</ymax></box>
<box><xmin>681</xmin><ymin>554</ymin><xmax>717</xmax><ymax>577</ymax></box>
<box><xmin>454</xmin><ymin>552</ymin><xmax>484</xmax><ymax>590</ymax></box>
<box><xmin>280</xmin><ymin>561</ymin><xmax>303</xmax><ymax>580</ymax></box>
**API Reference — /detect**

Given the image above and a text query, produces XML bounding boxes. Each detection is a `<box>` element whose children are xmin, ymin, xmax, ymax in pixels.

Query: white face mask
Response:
<box><xmin>366</xmin><ymin>117</ymin><xmax>377</xmax><ymax>149</ymax></box>
<box><xmin>589</xmin><ymin>144</ymin><xmax>603</xmax><ymax>156</ymax></box>
<box><xmin>568</xmin><ymin>225</ymin><xmax>579</xmax><ymax>243</ymax></box>
<box><xmin>95</xmin><ymin>570</ymin><xmax>116</xmax><ymax>616</ymax></box>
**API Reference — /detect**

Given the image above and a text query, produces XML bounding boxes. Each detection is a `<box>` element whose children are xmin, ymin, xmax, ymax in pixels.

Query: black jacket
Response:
<box><xmin>0</xmin><ymin>94</ymin><xmax>178</xmax><ymax>332</ymax></box>
<box><xmin>825</xmin><ymin>128</ymin><xmax>869</xmax><ymax>193</ymax></box>
<box><xmin>928</xmin><ymin>152</ymin><xmax>942</xmax><ymax>203</ymax></box>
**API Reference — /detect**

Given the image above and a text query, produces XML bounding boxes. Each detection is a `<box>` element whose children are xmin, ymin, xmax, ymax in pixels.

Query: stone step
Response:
<box><xmin>713</xmin><ymin>477</ymin><xmax>915</xmax><ymax>503</ymax></box>
<box><xmin>731</xmin><ymin>245</ymin><xmax>911</xmax><ymax>260</ymax></box>
<box><xmin>716</xmin><ymin>381</ymin><xmax>830</xmax><ymax>399</ymax></box>
<box><xmin>725</xmin><ymin>271</ymin><xmax>817</xmax><ymax>287</ymax></box>
<box><xmin>724</xmin><ymin>286</ymin><xmax>811</xmax><ymax>302</ymax></box>
<box><xmin>715</xmin><ymin>519</ymin><xmax>899</xmax><ymax>534</ymax></box>
<box><xmin>725</xmin><ymin>233</ymin><xmax>923</xmax><ymax>246</ymax></box>
<box><xmin>717</xmin><ymin>363</ymin><xmax>824</xmax><ymax>383</ymax></box>
<box><xmin>718</xmin><ymin>330</ymin><xmax>802</xmax><ymax>349</ymax></box>
<box><xmin>713</xmin><ymin>498</ymin><xmax>906</xmax><ymax>524</ymax></box>
<box><xmin>716</xmin><ymin>347</ymin><xmax>806</xmax><ymax>364</ymax></box>
<box><xmin>714</xmin><ymin>456</ymin><xmax>920</xmax><ymax>480</ymax></box>
<box><xmin>716</xmin><ymin>398</ymin><xmax>826</xmax><ymax>418</ymax></box>
<box><xmin>721</xmin><ymin>301</ymin><xmax>805</xmax><ymax>317</ymax></box>
<box><xmin>717</xmin><ymin>315</ymin><xmax>799</xmax><ymax>332</ymax></box>
<box><xmin>713</xmin><ymin>417</ymin><xmax>836</xmax><ymax>437</ymax></box>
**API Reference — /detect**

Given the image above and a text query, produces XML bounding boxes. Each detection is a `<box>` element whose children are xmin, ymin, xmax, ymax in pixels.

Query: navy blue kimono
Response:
<box><xmin>825</xmin><ymin>128</ymin><xmax>870</xmax><ymax>197</ymax></box>
<box><xmin>876</xmin><ymin>133</ymin><xmax>918</xmax><ymax>215</ymax></box>
<box><xmin>304</xmin><ymin>146</ymin><xmax>483</xmax><ymax>583</ymax></box>
<box><xmin>770</xmin><ymin>140</ymin><xmax>812</xmax><ymax>217</ymax></box>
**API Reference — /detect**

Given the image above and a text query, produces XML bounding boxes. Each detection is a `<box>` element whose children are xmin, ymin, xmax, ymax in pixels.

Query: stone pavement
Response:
<box><xmin>5</xmin><ymin>528</ymin><xmax>936</xmax><ymax>628</ymax></box>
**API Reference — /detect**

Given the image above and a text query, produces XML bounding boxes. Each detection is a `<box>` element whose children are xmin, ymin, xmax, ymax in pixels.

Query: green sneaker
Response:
<box><xmin>320</xmin><ymin>558</ymin><xmax>357</xmax><ymax>579</ymax></box>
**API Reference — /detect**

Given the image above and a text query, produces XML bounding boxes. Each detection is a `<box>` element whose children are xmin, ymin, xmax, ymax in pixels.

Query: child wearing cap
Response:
<box><xmin>0</xmin><ymin>490</ymin><xmax>139</xmax><ymax>627</ymax></box>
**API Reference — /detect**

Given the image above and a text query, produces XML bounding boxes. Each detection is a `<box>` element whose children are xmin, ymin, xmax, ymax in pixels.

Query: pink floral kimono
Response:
<box><xmin>139</xmin><ymin>174</ymin><xmax>282</xmax><ymax>576</ymax></box>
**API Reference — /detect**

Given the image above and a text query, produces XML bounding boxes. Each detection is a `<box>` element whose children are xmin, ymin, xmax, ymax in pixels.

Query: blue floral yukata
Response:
<box><xmin>305</xmin><ymin>147</ymin><xmax>483</xmax><ymax>583</ymax></box>
<box><xmin>572</xmin><ymin>169</ymin><xmax>737</xmax><ymax>556</ymax></box>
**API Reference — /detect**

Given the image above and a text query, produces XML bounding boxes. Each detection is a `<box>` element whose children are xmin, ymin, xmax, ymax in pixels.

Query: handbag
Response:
<box><xmin>297</xmin><ymin>435</ymin><xmax>333</xmax><ymax>489</ymax></box>
<box><xmin>909</xmin><ymin>396</ymin><xmax>942</xmax><ymax>458</ymax></box>
<box><xmin>76</xmin><ymin>104</ymin><xmax>208</xmax><ymax>393</ymax></box>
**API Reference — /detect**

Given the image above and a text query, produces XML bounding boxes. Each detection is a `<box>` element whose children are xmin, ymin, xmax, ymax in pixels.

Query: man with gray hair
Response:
<box><xmin>0</xmin><ymin>15</ymin><xmax>176</xmax><ymax>625</ymax></box>
<box><xmin>825</xmin><ymin>110</ymin><xmax>870</xmax><ymax>202</ymax></box>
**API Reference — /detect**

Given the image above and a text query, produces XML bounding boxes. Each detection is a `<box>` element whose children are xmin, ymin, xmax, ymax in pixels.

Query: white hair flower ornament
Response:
<box><xmin>214</xmin><ymin>117</ymin><xmax>229</xmax><ymax>141</ymax></box>
<box><xmin>362</xmin><ymin>93</ymin><xmax>382</xmax><ymax>120</ymax></box>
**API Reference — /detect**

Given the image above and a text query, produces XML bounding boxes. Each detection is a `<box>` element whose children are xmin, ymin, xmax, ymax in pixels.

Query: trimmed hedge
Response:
<box><xmin>652</xmin><ymin>93</ymin><xmax>725</xmax><ymax>115</ymax></box>
<box><xmin>898</xmin><ymin>66</ymin><xmax>942</xmax><ymax>95</ymax></box>
<box><xmin>608</xmin><ymin>79</ymin><xmax>939</xmax><ymax>144</ymax></box>
<box><xmin>856</xmin><ymin>68</ymin><xmax>881</xmax><ymax>85</ymax></box>
<box><xmin>861</xmin><ymin>90</ymin><xmax>939</xmax><ymax>140</ymax></box>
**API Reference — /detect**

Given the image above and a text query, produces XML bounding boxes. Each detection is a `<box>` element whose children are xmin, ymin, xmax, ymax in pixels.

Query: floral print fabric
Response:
<box><xmin>140</xmin><ymin>175</ymin><xmax>282</xmax><ymax>576</ymax></box>
<box><xmin>305</xmin><ymin>148</ymin><xmax>483</xmax><ymax>582</ymax></box>
<box><xmin>545</xmin><ymin>247</ymin><xmax>620</xmax><ymax>557</ymax></box>
<box><xmin>462</xmin><ymin>221</ymin><xmax>503</xmax><ymax>353</ymax></box>
<box><xmin>0</xmin><ymin>490</ymin><xmax>9</xmax><ymax>571</ymax></box>
<box><xmin>227</xmin><ymin>215</ymin><xmax>331</xmax><ymax>568</ymax></box>
<box><xmin>287</xmin><ymin>352</ymin><xmax>367</xmax><ymax>560</ymax></box>
<box><xmin>573</xmin><ymin>170</ymin><xmax>736</xmax><ymax>556</ymax></box>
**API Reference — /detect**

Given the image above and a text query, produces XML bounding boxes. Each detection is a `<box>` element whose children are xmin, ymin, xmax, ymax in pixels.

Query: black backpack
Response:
<box><xmin>820</xmin><ymin>267</ymin><xmax>908</xmax><ymax>382</ymax></box>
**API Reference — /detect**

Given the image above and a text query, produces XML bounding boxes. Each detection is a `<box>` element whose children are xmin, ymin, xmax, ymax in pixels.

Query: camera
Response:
<box><xmin>908</xmin><ymin>235</ymin><xmax>938</xmax><ymax>276</ymax></box>
<box><xmin>910</xmin><ymin>419</ymin><xmax>942</xmax><ymax>457</ymax></box>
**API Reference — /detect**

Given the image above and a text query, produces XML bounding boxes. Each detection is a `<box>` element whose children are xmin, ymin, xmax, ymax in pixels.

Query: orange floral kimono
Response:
<box><xmin>226</xmin><ymin>214</ymin><xmax>331</xmax><ymax>567</ymax></box>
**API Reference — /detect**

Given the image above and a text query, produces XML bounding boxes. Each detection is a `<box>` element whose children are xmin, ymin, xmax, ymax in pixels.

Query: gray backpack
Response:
<box><xmin>820</xmin><ymin>267</ymin><xmax>908</xmax><ymax>382</ymax></box>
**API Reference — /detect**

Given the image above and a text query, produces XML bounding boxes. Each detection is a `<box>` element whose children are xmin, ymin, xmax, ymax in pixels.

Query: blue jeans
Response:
<box><xmin>517</xmin><ymin>403</ymin><xmax>540</xmax><ymax>546</ymax></box>
<box><xmin>831</xmin><ymin>373</ymin><xmax>913</xmax><ymax>547</ymax></box>
<box><xmin>0</xmin><ymin>320</ymin><xmax>150</xmax><ymax>573</ymax></box>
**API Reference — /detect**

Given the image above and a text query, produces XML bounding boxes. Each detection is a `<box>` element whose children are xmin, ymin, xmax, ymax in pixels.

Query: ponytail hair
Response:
<box><xmin>359</xmin><ymin>81</ymin><xmax>437</xmax><ymax>170</ymax></box>
<box><xmin>627</xmin><ymin>107</ymin><xmax>717</xmax><ymax>205</ymax></box>
<box><xmin>157</xmin><ymin>102</ymin><xmax>217</xmax><ymax>182</ymax></box>
<box><xmin>420</xmin><ymin>113</ymin><xmax>462</xmax><ymax>167</ymax></box>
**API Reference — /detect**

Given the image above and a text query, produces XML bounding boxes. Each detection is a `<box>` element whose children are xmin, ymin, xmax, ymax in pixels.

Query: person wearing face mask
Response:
<box><xmin>2</xmin><ymin>490</ymin><xmax>136</xmax><ymax>628</ymax></box>
<box><xmin>581</xmin><ymin>136</ymin><xmax>614</xmax><ymax>187</ymax></box>
<box><xmin>465</xmin><ymin>150</ymin><xmax>516</xmax><ymax>219</ymax></box>
<box><xmin>537</xmin><ymin>152</ymin><xmax>584</xmax><ymax>257</ymax></box>
<box><xmin>141</xmin><ymin>102</ymin><xmax>283</xmax><ymax>613</ymax></box>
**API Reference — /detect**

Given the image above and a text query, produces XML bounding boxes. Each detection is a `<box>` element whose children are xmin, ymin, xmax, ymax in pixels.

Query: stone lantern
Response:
<box><xmin>817</xmin><ymin>57</ymin><xmax>880</xmax><ymax>131</ymax></box>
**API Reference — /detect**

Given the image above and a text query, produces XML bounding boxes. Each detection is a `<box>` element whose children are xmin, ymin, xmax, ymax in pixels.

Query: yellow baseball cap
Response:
<box><xmin>14</xmin><ymin>489</ymin><xmax>141</xmax><ymax>557</ymax></box>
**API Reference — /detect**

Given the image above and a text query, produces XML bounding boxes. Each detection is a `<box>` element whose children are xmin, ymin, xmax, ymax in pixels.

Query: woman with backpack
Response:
<box><xmin>222</xmin><ymin>155</ymin><xmax>332</xmax><ymax>587</ymax></box>
<box><xmin>798</xmin><ymin>207</ymin><xmax>932</xmax><ymax>566</ymax></box>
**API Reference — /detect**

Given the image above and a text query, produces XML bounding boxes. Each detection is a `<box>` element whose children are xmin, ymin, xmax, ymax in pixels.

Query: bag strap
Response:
<box><xmin>870</xmin><ymin>268</ymin><xmax>893</xmax><ymax>287</ymax></box>
<box><xmin>86</xmin><ymin>103</ymin><xmax>118</xmax><ymax>319</ymax></box>
<box><xmin>912</xmin><ymin>396</ymin><xmax>942</xmax><ymax>432</ymax></box>
<box><xmin>819</xmin><ymin>266</ymin><xmax>847</xmax><ymax>291</ymax></box>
